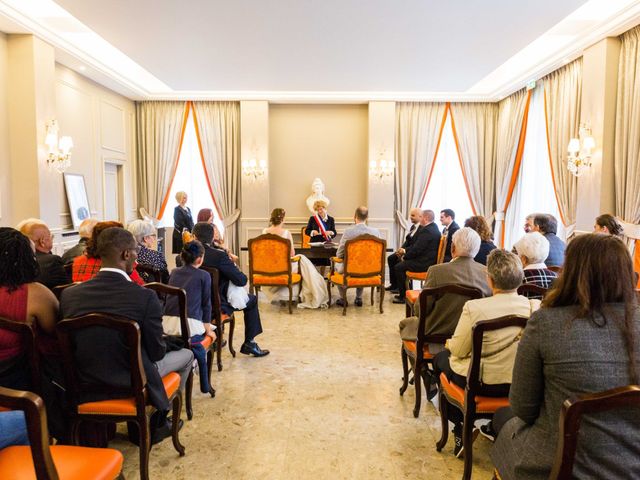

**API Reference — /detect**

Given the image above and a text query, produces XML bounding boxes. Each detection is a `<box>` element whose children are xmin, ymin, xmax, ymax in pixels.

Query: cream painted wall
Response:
<box><xmin>268</xmin><ymin>104</ymin><xmax>368</xmax><ymax>221</ymax></box>
<box><xmin>0</xmin><ymin>34</ymin><xmax>10</xmax><ymax>226</ymax></box>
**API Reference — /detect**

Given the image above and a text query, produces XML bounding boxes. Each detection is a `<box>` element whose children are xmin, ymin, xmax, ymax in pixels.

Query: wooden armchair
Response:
<box><xmin>437</xmin><ymin>315</ymin><xmax>528</xmax><ymax>480</ymax></box>
<box><xmin>248</xmin><ymin>233</ymin><xmax>302</xmax><ymax>314</ymax></box>
<box><xmin>136</xmin><ymin>263</ymin><xmax>163</xmax><ymax>284</ymax></box>
<box><xmin>405</xmin><ymin>235</ymin><xmax>447</xmax><ymax>314</ymax></box>
<box><xmin>399</xmin><ymin>285</ymin><xmax>484</xmax><ymax>418</ymax></box>
<box><xmin>0</xmin><ymin>317</ymin><xmax>41</xmax><ymax>395</ymax></box>
<box><xmin>56</xmin><ymin>313</ymin><xmax>185</xmax><ymax>480</ymax></box>
<box><xmin>328</xmin><ymin>234</ymin><xmax>386</xmax><ymax>315</ymax></box>
<box><xmin>0</xmin><ymin>386</ymin><xmax>124</xmax><ymax>480</ymax></box>
<box><xmin>52</xmin><ymin>282</ymin><xmax>80</xmax><ymax>301</ymax></box>
<box><xmin>549</xmin><ymin>385</ymin><xmax>640</xmax><ymax>479</ymax></box>
<box><xmin>144</xmin><ymin>282</ymin><xmax>212</xmax><ymax>421</ymax></box>
<box><xmin>301</xmin><ymin>226</ymin><xmax>311</xmax><ymax>248</ymax></box>
<box><xmin>201</xmin><ymin>266</ymin><xmax>236</xmax><ymax>371</ymax></box>
<box><xmin>516</xmin><ymin>283</ymin><xmax>548</xmax><ymax>300</ymax></box>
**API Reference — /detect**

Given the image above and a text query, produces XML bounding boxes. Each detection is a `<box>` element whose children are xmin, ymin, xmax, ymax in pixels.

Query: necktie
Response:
<box><xmin>409</xmin><ymin>224</ymin><xmax>416</xmax><ymax>237</ymax></box>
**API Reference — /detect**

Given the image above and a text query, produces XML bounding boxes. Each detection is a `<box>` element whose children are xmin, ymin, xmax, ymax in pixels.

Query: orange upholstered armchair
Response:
<box><xmin>0</xmin><ymin>386</ymin><xmax>124</xmax><ymax>480</ymax></box>
<box><xmin>248</xmin><ymin>234</ymin><xmax>302</xmax><ymax>314</ymax></box>
<box><xmin>301</xmin><ymin>226</ymin><xmax>311</xmax><ymax>248</ymax></box>
<box><xmin>328</xmin><ymin>234</ymin><xmax>386</xmax><ymax>315</ymax></box>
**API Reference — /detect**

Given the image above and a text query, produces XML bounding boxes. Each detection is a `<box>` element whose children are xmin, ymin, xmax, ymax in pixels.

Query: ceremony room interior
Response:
<box><xmin>1</xmin><ymin>1</ymin><xmax>640</xmax><ymax>479</ymax></box>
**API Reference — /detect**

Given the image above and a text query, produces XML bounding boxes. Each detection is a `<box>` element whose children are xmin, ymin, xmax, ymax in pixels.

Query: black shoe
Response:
<box><xmin>240</xmin><ymin>341</ymin><xmax>270</xmax><ymax>357</ymax></box>
<box><xmin>128</xmin><ymin>418</ymin><xmax>183</xmax><ymax>447</ymax></box>
<box><xmin>453</xmin><ymin>428</ymin><xmax>479</xmax><ymax>459</ymax></box>
<box><xmin>392</xmin><ymin>295</ymin><xmax>405</xmax><ymax>304</ymax></box>
<box><xmin>354</xmin><ymin>297</ymin><xmax>363</xmax><ymax>307</ymax></box>
<box><xmin>335</xmin><ymin>298</ymin><xmax>347</xmax><ymax>307</ymax></box>
<box><xmin>421</xmin><ymin>371</ymin><xmax>438</xmax><ymax>401</ymax></box>
<box><xmin>211</xmin><ymin>339</ymin><xmax>227</xmax><ymax>351</ymax></box>
<box><xmin>479</xmin><ymin>423</ymin><xmax>496</xmax><ymax>442</ymax></box>
<box><xmin>385</xmin><ymin>285</ymin><xmax>397</xmax><ymax>291</ymax></box>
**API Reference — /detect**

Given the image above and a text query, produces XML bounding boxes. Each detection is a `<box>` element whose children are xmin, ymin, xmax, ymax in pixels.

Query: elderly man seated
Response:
<box><xmin>513</xmin><ymin>232</ymin><xmax>557</xmax><ymax>298</ymax></box>
<box><xmin>19</xmin><ymin>220</ymin><xmax>70</xmax><ymax>291</ymax></box>
<box><xmin>431</xmin><ymin>249</ymin><xmax>540</xmax><ymax>458</ymax></box>
<box><xmin>61</xmin><ymin>218</ymin><xmax>98</xmax><ymax>265</ymax></box>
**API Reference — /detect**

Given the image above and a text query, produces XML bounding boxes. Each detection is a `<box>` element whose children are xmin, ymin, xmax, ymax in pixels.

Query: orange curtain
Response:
<box><xmin>500</xmin><ymin>90</ymin><xmax>533</xmax><ymax>247</ymax></box>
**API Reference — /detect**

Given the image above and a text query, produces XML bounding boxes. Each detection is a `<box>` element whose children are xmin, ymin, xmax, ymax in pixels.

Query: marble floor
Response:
<box><xmin>112</xmin><ymin>291</ymin><xmax>495</xmax><ymax>479</ymax></box>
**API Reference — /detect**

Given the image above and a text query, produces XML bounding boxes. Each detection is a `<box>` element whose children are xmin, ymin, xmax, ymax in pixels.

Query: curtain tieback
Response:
<box><xmin>494</xmin><ymin>211</ymin><xmax>505</xmax><ymax>222</ymax></box>
<box><xmin>223</xmin><ymin>209</ymin><xmax>241</xmax><ymax>228</ymax></box>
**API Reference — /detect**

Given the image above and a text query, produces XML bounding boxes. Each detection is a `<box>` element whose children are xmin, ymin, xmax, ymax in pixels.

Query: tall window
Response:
<box><xmin>504</xmin><ymin>87</ymin><xmax>564</xmax><ymax>249</ymax></box>
<box><xmin>160</xmin><ymin>109</ymin><xmax>224</xmax><ymax>235</ymax></box>
<box><xmin>421</xmin><ymin>112</ymin><xmax>475</xmax><ymax>228</ymax></box>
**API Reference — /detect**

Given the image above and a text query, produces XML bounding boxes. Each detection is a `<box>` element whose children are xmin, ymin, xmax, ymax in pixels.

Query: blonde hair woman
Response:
<box><xmin>172</xmin><ymin>191</ymin><xmax>194</xmax><ymax>253</ymax></box>
<box><xmin>304</xmin><ymin>200</ymin><xmax>336</xmax><ymax>243</ymax></box>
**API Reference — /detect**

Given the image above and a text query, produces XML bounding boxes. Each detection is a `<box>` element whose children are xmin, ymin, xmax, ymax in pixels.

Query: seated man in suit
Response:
<box><xmin>386</xmin><ymin>208</ymin><xmax>421</xmax><ymax>293</ymax></box>
<box><xmin>334</xmin><ymin>206</ymin><xmax>383</xmax><ymax>307</ymax></box>
<box><xmin>20</xmin><ymin>220</ymin><xmax>71</xmax><ymax>291</ymax></box>
<box><xmin>61</xmin><ymin>218</ymin><xmax>98</xmax><ymax>265</ymax></box>
<box><xmin>440</xmin><ymin>209</ymin><xmax>460</xmax><ymax>262</ymax></box>
<box><xmin>192</xmin><ymin>222</ymin><xmax>269</xmax><ymax>357</ymax></box>
<box><xmin>532</xmin><ymin>213</ymin><xmax>565</xmax><ymax>267</ymax></box>
<box><xmin>60</xmin><ymin>227</ymin><xmax>194</xmax><ymax>443</ymax></box>
<box><xmin>392</xmin><ymin>209</ymin><xmax>441</xmax><ymax>303</ymax></box>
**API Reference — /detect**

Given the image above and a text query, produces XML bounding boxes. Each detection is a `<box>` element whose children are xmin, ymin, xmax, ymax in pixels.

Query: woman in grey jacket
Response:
<box><xmin>492</xmin><ymin>233</ymin><xmax>640</xmax><ymax>479</ymax></box>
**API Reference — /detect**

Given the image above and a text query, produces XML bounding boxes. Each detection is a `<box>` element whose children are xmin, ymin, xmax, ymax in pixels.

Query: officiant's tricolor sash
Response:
<box><xmin>314</xmin><ymin>214</ymin><xmax>330</xmax><ymax>240</ymax></box>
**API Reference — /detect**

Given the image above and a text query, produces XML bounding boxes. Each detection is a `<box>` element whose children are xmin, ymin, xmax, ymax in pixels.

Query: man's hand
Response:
<box><xmin>396</xmin><ymin>248</ymin><xmax>405</xmax><ymax>256</ymax></box>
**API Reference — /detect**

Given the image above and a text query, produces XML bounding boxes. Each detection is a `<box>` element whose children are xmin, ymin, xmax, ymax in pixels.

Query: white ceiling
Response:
<box><xmin>2</xmin><ymin>0</ymin><xmax>640</xmax><ymax>101</ymax></box>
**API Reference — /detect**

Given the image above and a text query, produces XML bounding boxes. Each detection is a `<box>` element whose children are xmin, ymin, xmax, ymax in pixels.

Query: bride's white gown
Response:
<box><xmin>261</xmin><ymin>228</ymin><xmax>329</xmax><ymax>309</ymax></box>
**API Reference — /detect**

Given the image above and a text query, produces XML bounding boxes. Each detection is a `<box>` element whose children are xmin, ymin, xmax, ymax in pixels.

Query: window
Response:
<box><xmin>420</xmin><ymin>112</ymin><xmax>475</xmax><ymax>229</ymax></box>
<box><xmin>504</xmin><ymin>86</ymin><xmax>564</xmax><ymax>250</ymax></box>
<box><xmin>160</xmin><ymin>108</ymin><xmax>224</xmax><ymax>236</ymax></box>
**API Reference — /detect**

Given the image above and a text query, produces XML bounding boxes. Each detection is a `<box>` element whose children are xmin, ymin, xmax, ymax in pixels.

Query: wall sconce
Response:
<box><xmin>241</xmin><ymin>157</ymin><xmax>267</xmax><ymax>181</ymax></box>
<box><xmin>369</xmin><ymin>148</ymin><xmax>395</xmax><ymax>183</ymax></box>
<box><xmin>45</xmin><ymin>120</ymin><xmax>73</xmax><ymax>173</ymax></box>
<box><xmin>567</xmin><ymin>124</ymin><xmax>595</xmax><ymax>177</ymax></box>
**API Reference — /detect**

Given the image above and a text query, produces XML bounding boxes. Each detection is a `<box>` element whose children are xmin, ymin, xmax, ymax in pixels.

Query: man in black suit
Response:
<box><xmin>20</xmin><ymin>221</ymin><xmax>71</xmax><ymax>291</ymax></box>
<box><xmin>386</xmin><ymin>208</ymin><xmax>422</xmax><ymax>293</ymax></box>
<box><xmin>192</xmin><ymin>222</ymin><xmax>269</xmax><ymax>357</ymax></box>
<box><xmin>392</xmin><ymin>210</ymin><xmax>441</xmax><ymax>303</ymax></box>
<box><xmin>440</xmin><ymin>209</ymin><xmax>460</xmax><ymax>263</ymax></box>
<box><xmin>60</xmin><ymin>227</ymin><xmax>193</xmax><ymax>441</ymax></box>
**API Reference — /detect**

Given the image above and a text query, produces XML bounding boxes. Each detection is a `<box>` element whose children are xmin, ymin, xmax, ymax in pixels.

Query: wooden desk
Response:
<box><xmin>296</xmin><ymin>245</ymin><xmax>337</xmax><ymax>267</ymax></box>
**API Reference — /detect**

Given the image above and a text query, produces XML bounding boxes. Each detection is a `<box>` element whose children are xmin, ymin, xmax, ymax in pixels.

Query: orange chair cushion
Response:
<box><xmin>439</xmin><ymin>373</ymin><xmax>510</xmax><ymax>413</ymax></box>
<box><xmin>402</xmin><ymin>340</ymin><xmax>434</xmax><ymax>359</ymax></box>
<box><xmin>221</xmin><ymin>313</ymin><xmax>232</xmax><ymax>322</ymax></box>
<box><xmin>407</xmin><ymin>271</ymin><xmax>428</xmax><ymax>281</ymax></box>
<box><xmin>253</xmin><ymin>273</ymin><xmax>302</xmax><ymax>285</ymax></box>
<box><xmin>330</xmin><ymin>273</ymin><xmax>382</xmax><ymax>287</ymax></box>
<box><xmin>77</xmin><ymin>372</ymin><xmax>181</xmax><ymax>415</ymax></box>
<box><xmin>198</xmin><ymin>335</ymin><xmax>213</xmax><ymax>349</ymax></box>
<box><xmin>405</xmin><ymin>290</ymin><xmax>420</xmax><ymax>304</ymax></box>
<box><xmin>0</xmin><ymin>445</ymin><xmax>123</xmax><ymax>480</ymax></box>
<box><xmin>250</xmin><ymin>238</ymin><xmax>291</xmax><ymax>272</ymax></box>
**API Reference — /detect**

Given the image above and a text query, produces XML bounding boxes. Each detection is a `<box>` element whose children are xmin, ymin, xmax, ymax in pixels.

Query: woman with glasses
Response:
<box><xmin>127</xmin><ymin>219</ymin><xmax>169</xmax><ymax>283</ymax></box>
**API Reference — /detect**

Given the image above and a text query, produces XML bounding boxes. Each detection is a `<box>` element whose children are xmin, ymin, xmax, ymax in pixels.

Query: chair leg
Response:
<box><xmin>399</xmin><ymin>346</ymin><xmax>409</xmax><ymax>395</ymax></box>
<box><xmin>171</xmin><ymin>394</ymin><xmax>186</xmax><ymax>456</ymax></box>
<box><xmin>185</xmin><ymin>368</ymin><xmax>194</xmax><ymax>420</ymax></box>
<box><xmin>138</xmin><ymin>415</ymin><xmax>151</xmax><ymax>480</ymax></box>
<box><xmin>370</xmin><ymin>286</ymin><xmax>375</xmax><ymax>305</ymax></box>
<box><xmin>435</xmin><ymin>389</ymin><xmax>449</xmax><ymax>451</ymax></box>
<box><xmin>288</xmin><ymin>286</ymin><xmax>293</xmax><ymax>314</ymax></box>
<box><xmin>413</xmin><ymin>356</ymin><xmax>422</xmax><ymax>418</ymax></box>
<box><xmin>462</xmin><ymin>409</ymin><xmax>474</xmax><ymax>480</ymax></box>
<box><xmin>379</xmin><ymin>285</ymin><xmax>384</xmax><ymax>314</ymax></box>
<box><xmin>206</xmin><ymin>349</ymin><xmax>215</xmax><ymax>398</ymax></box>
<box><xmin>216</xmin><ymin>317</ymin><xmax>223</xmax><ymax>372</ymax></box>
<box><xmin>340</xmin><ymin>287</ymin><xmax>347</xmax><ymax>316</ymax></box>
<box><xmin>327</xmin><ymin>280</ymin><xmax>332</xmax><ymax>307</ymax></box>
<box><xmin>228</xmin><ymin>319</ymin><xmax>236</xmax><ymax>357</ymax></box>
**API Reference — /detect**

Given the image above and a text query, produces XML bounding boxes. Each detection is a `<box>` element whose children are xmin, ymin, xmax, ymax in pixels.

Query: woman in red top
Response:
<box><xmin>73</xmin><ymin>221</ymin><xmax>145</xmax><ymax>285</ymax></box>
<box><xmin>0</xmin><ymin>227</ymin><xmax>58</xmax><ymax>390</ymax></box>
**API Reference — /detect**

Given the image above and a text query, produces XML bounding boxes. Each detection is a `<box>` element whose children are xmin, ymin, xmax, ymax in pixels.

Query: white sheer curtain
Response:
<box><xmin>395</xmin><ymin>102</ymin><xmax>447</xmax><ymax>247</ymax></box>
<box><xmin>505</xmin><ymin>86</ymin><xmax>565</xmax><ymax>250</ymax></box>
<box><xmin>191</xmin><ymin>101</ymin><xmax>241</xmax><ymax>254</ymax></box>
<box><xmin>136</xmin><ymin>101</ymin><xmax>188</xmax><ymax>218</ymax></box>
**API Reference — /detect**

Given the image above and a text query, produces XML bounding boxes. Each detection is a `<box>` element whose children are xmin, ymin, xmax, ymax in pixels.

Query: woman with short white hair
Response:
<box><xmin>127</xmin><ymin>219</ymin><xmax>169</xmax><ymax>283</ymax></box>
<box><xmin>172</xmin><ymin>191</ymin><xmax>194</xmax><ymax>253</ymax></box>
<box><xmin>513</xmin><ymin>232</ymin><xmax>557</xmax><ymax>294</ymax></box>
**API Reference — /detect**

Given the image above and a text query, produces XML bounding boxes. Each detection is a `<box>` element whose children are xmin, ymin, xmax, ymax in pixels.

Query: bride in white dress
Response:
<box><xmin>262</xmin><ymin>208</ymin><xmax>329</xmax><ymax>309</ymax></box>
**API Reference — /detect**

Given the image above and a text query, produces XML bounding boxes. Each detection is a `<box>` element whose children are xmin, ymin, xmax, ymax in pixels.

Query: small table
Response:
<box><xmin>296</xmin><ymin>245</ymin><xmax>338</xmax><ymax>267</ymax></box>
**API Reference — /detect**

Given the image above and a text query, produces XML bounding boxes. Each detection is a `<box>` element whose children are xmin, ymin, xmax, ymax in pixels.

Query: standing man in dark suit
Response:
<box><xmin>386</xmin><ymin>208</ymin><xmax>421</xmax><ymax>293</ymax></box>
<box><xmin>60</xmin><ymin>227</ymin><xmax>193</xmax><ymax>442</ymax></box>
<box><xmin>440</xmin><ymin>209</ymin><xmax>460</xmax><ymax>263</ymax></box>
<box><xmin>532</xmin><ymin>213</ymin><xmax>565</xmax><ymax>266</ymax></box>
<box><xmin>192</xmin><ymin>222</ymin><xmax>270</xmax><ymax>357</ymax></box>
<box><xmin>20</xmin><ymin>221</ymin><xmax>71</xmax><ymax>291</ymax></box>
<box><xmin>392</xmin><ymin>210</ymin><xmax>441</xmax><ymax>303</ymax></box>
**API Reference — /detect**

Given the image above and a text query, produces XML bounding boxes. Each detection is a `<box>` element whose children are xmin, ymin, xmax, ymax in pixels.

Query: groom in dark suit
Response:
<box><xmin>392</xmin><ymin>210</ymin><xmax>441</xmax><ymax>303</ymax></box>
<box><xmin>386</xmin><ymin>207</ymin><xmax>422</xmax><ymax>293</ymax></box>
<box><xmin>192</xmin><ymin>222</ymin><xmax>269</xmax><ymax>357</ymax></box>
<box><xmin>440</xmin><ymin>209</ymin><xmax>460</xmax><ymax>263</ymax></box>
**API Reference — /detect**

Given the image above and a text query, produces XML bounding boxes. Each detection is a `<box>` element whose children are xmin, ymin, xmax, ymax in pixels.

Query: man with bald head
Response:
<box><xmin>386</xmin><ymin>208</ymin><xmax>422</xmax><ymax>293</ymax></box>
<box><xmin>20</xmin><ymin>220</ymin><xmax>70</xmax><ymax>291</ymax></box>
<box><xmin>60</xmin><ymin>227</ymin><xmax>193</xmax><ymax>444</ymax></box>
<box><xmin>392</xmin><ymin>209</ymin><xmax>441</xmax><ymax>303</ymax></box>
<box><xmin>61</xmin><ymin>218</ymin><xmax>98</xmax><ymax>264</ymax></box>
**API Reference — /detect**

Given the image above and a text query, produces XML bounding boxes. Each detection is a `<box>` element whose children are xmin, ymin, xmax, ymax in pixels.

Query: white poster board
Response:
<box><xmin>63</xmin><ymin>173</ymin><xmax>91</xmax><ymax>229</ymax></box>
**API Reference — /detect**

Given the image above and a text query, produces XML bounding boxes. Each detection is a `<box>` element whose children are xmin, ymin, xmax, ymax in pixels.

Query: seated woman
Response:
<box><xmin>432</xmin><ymin>249</ymin><xmax>540</xmax><ymax>458</ymax></box>
<box><xmin>0</xmin><ymin>228</ymin><xmax>59</xmax><ymax>391</ymax></box>
<box><xmin>262</xmin><ymin>208</ymin><xmax>329</xmax><ymax>309</ymax></box>
<box><xmin>73</xmin><ymin>221</ymin><xmax>145</xmax><ymax>285</ymax></box>
<box><xmin>594</xmin><ymin>213</ymin><xmax>624</xmax><ymax>238</ymax></box>
<box><xmin>196</xmin><ymin>207</ymin><xmax>238</xmax><ymax>263</ymax></box>
<box><xmin>513</xmin><ymin>232</ymin><xmax>557</xmax><ymax>298</ymax></box>
<box><xmin>464</xmin><ymin>215</ymin><xmax>496</xmax><ymax>265</ymax></box>
<box><xmin>304</xmin><ymin>200</ymin><xmax>337</xmax><ymax>243</ymax></box>
<box><xmin>127</xmin><ymin>219</ymin><xmax>169</xmax><ymax>283</ymax></box>
<box><xmin>492</xmin><ymin>234</ymin><xmax>640</xmax><ymax>479</ymax></box>
<box><xmin>163</xmin><ymin>241</ymin><xmax>216</xmax><ymax>394</ymax></box>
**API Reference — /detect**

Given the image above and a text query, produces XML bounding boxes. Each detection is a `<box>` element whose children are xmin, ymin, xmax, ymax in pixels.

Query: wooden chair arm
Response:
<box><xmin>291</xmin><ymin>255</ymin><xmax>301</xmax><ymax>262</ymax></box>
<box><xmin>331</xmin><ymin>257</ymin><xmax>343</xmax><ymax>263</ymax></box>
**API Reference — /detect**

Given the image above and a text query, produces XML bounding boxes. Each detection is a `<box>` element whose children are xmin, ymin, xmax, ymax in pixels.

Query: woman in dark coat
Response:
<box><xmin>172</xmin><ymin>191</ymin><xmax>194</xmax><ymax>253</ymax></box>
